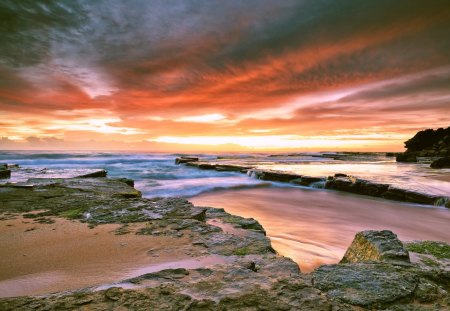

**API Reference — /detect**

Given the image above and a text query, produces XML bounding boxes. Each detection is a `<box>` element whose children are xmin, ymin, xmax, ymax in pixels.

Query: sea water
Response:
<box><xmin>0</xmin><ymin>151</ymin><xmax>449</xmax><ymax>197</ymax></box>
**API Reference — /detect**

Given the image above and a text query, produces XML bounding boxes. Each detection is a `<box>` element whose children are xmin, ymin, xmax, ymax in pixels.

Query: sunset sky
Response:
<box><xmin>1</xmin><ymin>0</ymin><xmax>449</xmax><ymax>151</ymax></box>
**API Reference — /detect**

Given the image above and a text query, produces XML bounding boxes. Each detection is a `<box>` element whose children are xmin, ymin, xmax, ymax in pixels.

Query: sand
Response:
<box><xmin>191</xmin><ymin>187</ymin><xmax>450</xmax><ymax>272</ymax></box>
<box><xmin>0</xmin><ymin>216</ymin><xmax>197</xmax><ymax>297</ymax></box>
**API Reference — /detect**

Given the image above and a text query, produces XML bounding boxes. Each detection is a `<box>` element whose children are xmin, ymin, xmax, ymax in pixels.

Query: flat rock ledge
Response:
<box><xmin>176</xmin><ymin>158</ymin><xmax>450</xmax><ymax>208</ymax></box>
<box><xmin>0</xmin><ymin>174</ymin><xmax>449</xmax><ymax>310</ymax></box>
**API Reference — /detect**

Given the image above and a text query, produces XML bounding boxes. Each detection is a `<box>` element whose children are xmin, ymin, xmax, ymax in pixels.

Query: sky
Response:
<box><xmin>0</xmin><ymin>0</ymin><xmax>449</xmax><ymax>152</ymax></box>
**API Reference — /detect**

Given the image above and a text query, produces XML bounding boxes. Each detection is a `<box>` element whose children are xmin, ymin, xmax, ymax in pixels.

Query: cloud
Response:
<box><xmin>0</xmin><ymin>0</ymin><xmax>449</xmax><ymax>150</ymax></box>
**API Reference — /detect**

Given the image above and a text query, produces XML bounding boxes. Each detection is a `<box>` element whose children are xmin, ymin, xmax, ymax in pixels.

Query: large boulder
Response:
<box><xmin>430</xmin><ymin>156</ymin><xmax>450</xmax><ymax>168</ymax></box>
<box><xmin>341</xmin><ymin>230</ymin><xmax>410</xmax><ymax>264</ymax></box>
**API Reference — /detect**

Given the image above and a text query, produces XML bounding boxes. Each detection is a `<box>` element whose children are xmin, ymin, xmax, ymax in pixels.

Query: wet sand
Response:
<box><xmin>191</xmin><ymin>187</ymin><xmax>450</xmax><ymax>272</ymax></box>
<box><xmin>0</xmin><ymin>216</ymin><xmax>198</xmax><ymax>297</ymax></box>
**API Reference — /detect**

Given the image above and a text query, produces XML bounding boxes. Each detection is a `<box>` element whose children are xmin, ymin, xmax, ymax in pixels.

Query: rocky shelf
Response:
<box><xmin>176</xmin><ymin>157</ymin><xmax>450</xmax><ymax>208</ymax></box>
<box><xmin>0</xmin><ymin>169</ymin><xmax>449</xmax><ymax>310</ymax></box>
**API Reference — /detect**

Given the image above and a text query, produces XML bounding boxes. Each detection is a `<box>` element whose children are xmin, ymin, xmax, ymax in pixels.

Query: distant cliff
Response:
<box><xmin>396</xmin><ymin>126</ymin><xmax>450</xmax><ymax>162</ymax></box>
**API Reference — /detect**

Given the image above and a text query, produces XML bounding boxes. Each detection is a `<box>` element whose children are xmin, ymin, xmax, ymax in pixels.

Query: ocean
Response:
<box><xmin>1</xmin><ymin>150</ymin><xmax>450</xmax><ymax>272</ymax></box>
<box><xmin>1</xmin><ymin>151</ymin><xmax>449</xmax><ymax>198</ymax></box>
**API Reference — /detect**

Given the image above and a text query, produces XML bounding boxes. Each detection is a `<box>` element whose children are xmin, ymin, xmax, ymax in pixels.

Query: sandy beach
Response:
<box><xmin>0</xmin><ymin>215</ymin><xmax>200</xmax><ymax>297</ymax></box>
<box><xmin>192</xmin><ymin>186</ymin><xmax>450</xmax><ymax>272</ymax></box>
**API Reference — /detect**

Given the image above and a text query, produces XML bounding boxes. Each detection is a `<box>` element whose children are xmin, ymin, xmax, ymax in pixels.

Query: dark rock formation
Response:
<box><xmin>75</xmin><ymin>169</ymin><xmax>107</xmax><ymax>178</ymax></box>
<box><xmin>249</xmin><ymin>170</ymin><xmax>302</xmax><ymax>182</ymax></box>
<box><xmin>382</xmin><ymin>187</ymin><xmax>440</xmax><ymax>205</ymax></box>
<box><xmin>325</xmin><ymin>175</ymin><xmax>448</xmax><ymax>206</ymax></box>
<box><xmin>175</xmin><ymin>156</ymin><xmax>199</xmax><ymax>164</ymax></box>
<box><xmin>396</xmin><ymin>126</ymin><xmax>450</xmax><ymax>162</ymax></box>
<box><xmin>341</xmin><ymin>230</ymin><xmax>410</xmax><ymax>264</ymax></box>
<box><xmin>0</xmin><ymin>169</ymin><xmax>11</xmax><ymax>179</ymax></box>
<box><xmin>291</xmin><ymin>176</ymin><xmax>324</xmax><ymax>186</ymax></box>
<box><xmin>430</xmin><ymin>156</ymin><xmax>450</xmax><ymax>168</ymax></box>
<box><xmin>325</xmin><ymin>176</ymin><xmax>389</xmax><ymax>197</ymax></box>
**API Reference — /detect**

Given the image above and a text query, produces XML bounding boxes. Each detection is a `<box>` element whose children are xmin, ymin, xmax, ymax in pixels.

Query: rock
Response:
<box><xmin>430</xmin><ymin>156</ymin><xmax>450</xmax><ymax>168</ymax></box>
<box><xmin>382</xmin><ymin>187</ymin><xmax>439</xmax><ymax>205</ymax></box>
<box><xmin>396</xmin><ymin>127</ymin><xmax>450</xmax><ymax>162</ymax></box>
<box><xmin>250</xmin><ymin>170</ymin><xmax>302</xmax><ymax>182</ymax></box>
<box><xmin>291</xmin><ymin>176</ymin><xmax>324</xmax><ymax>186</ymax></box>
<box><xmin>0</xmin><ymin>169</ymin><xmax>11</xmax><ymax>179</ymax></box>
<box><xmin>114</xmin><ymin>177</ymin><xmax>135</xmax><ymax>187</ymax></box>
<box><xmin>175</xmin><ymin>157</ymin><xmax>199</xmax><ymax>164</ymax></box>
<box><xmin>0</xmin><ymin>163</ymin><xmax>7</xmax><ymax>170</ymax></box>
<box><xmin>396</xmin><ymin>152</ymin><xmax>418</xmax><ymax>162</ymax></box>
<box><xmin>334</xmin><ymin>173</ymin><xmax>348</xmax><ymax>178</ymax></box>
<box><xmin>215</xmin><ymin>164</ymin><xmax>251</xmax><ymax>173</ymax></box>
<box><xmin>105</xmin><ymin>287</ymin><xmax>123</xmax><ymax>300</ymax></box>
<box><xmin>341</xmin><ymin>230</ymin><xmax>410</xmax><ymax>264</ymax></box>
<box><xmin>75</xmin><ymin>170</ymin><xmax>107</xmax><ymax>178</ymax></box>
<box><xmin>325</xmin><ymin>176</ymin><xmax>389</xmax><ymax>197</ymax></box>
<box><xmin>313</xmin><ymin>263</ymin><xmax>418</xmax><ymax>308</ymax></box>
<box><xmin>198</xmin><ymin>163</ymin><xmax>217</xmax><ymax>170</ymax></box>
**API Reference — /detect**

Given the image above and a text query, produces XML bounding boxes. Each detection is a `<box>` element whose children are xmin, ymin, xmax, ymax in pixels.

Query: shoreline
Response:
<box><xmin>191</xmin><ymin>186</ymin><xmax>450</xmax><ymax>272</ymax></box>
<box><xmin>176</xmin><ymin>156</ymin><xmax>450</xmax><ymax>208</ymax></box>
<box><xmin>1</xmin><ymin>169</ymin><xmax>449</xmax><ymax>309</ymax></box>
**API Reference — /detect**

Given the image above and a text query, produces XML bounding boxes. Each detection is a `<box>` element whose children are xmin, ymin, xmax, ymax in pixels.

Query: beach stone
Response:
<box><xmin>430</xmin><ymin>156</ymin><xmax>450</xmax><ymax>168</ymax></box>
<box><xmin>313</xmin><ymin>263</ymin><xmax>418</xmax><ymax>308</ymax></box>
<box><xmin>341</xmin><ymin>230</ymin><xmax>410</xmax><ymax>264</ymax></box>
<box><xmin>75</xmin><ymin>169</ymin><xmax>107</xmax><ymax>178</ymax></box>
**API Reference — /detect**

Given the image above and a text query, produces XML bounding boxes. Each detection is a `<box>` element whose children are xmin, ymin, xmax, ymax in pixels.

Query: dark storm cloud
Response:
<box><xmin>0</xmin><ymin>0</ymin><xmax>449</xmax><ymax>146</ymax></box>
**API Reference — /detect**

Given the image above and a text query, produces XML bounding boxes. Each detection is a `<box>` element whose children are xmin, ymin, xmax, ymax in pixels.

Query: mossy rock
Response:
<box><xmin>405</xmin><ymin>241</ymin><xmax>450</xmax><ymax>259</ymax></box>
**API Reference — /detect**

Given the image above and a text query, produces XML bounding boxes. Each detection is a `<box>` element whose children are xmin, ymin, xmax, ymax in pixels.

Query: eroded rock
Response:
<box><xmin>341</xmin><ymin>230</ymin><xmax>410</xmax><ymax>264</ymax></box>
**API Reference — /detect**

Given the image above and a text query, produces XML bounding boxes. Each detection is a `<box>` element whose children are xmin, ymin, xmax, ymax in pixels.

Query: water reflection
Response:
<box><xmin>192</xmin><ymin>187</ymin><xmax>450</xmax><ymax>272</ymax></box>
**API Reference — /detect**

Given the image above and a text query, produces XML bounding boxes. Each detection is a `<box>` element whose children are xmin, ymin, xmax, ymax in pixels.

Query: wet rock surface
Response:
<box><xmin>325</xmin><ymin>175</ymin><xmax>448</xmax><ymax>206</ymax></box>
<box><xmin>1</xmin><ymin>174</ymin><xmax>449</xmax><ymax>310</ymax></box>
<box><xmin>178</xmin><ymin>157</ymin><xmax>450</xmax><ymax>208</ymax></box>
<box><xmin>431</xmin><ymin>156</ymin><xmax>450</xmax><ymax>169</ymax></box>
<box><xmin>341</xmin><ymin>230</ymin><xmax>410</xmax><ymax>264</ymax></box>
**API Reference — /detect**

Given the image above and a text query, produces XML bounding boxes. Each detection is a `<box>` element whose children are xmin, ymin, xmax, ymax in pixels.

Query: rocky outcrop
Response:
<box><xmin>325</xmin><ymin>175</ymin><xmax>448</xmax><ymax>206</ymax></box>
<box><xmin>325</xmin><ymin>176</ymin><xmax>389</xmax><ymax>197</ymax></box>
<box><xmin>248</xmin><ymin>169</ymin><xmax>302</xmax><ymax>182</ymax></box>
<box><xmin>396</xmin><ymin>126</ymin><xmax>450</xmax><ymax>162</ymax></box>
<box><xmin>431</xmin><ymin>156</ymin><xmax>450</xmax><ymax>168</ymax></box>
<box><xmin>177</xmin><ymin>157</ymin><xmax>450</xmax><ymax>207</ymax></box>
<box><xmin>341</xmin><ymin>230</ymin><xmax>410</xmax><ymax>264</ymax></box>
<box><xmin>175</xmin><ymin>156</ymin><xmax>199</xmax><ymax>164</ymax></box>
<box><xmin>291</xmin><ymin>176</ymin><xmax>325</xmax><ymax>186</ymax></box>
